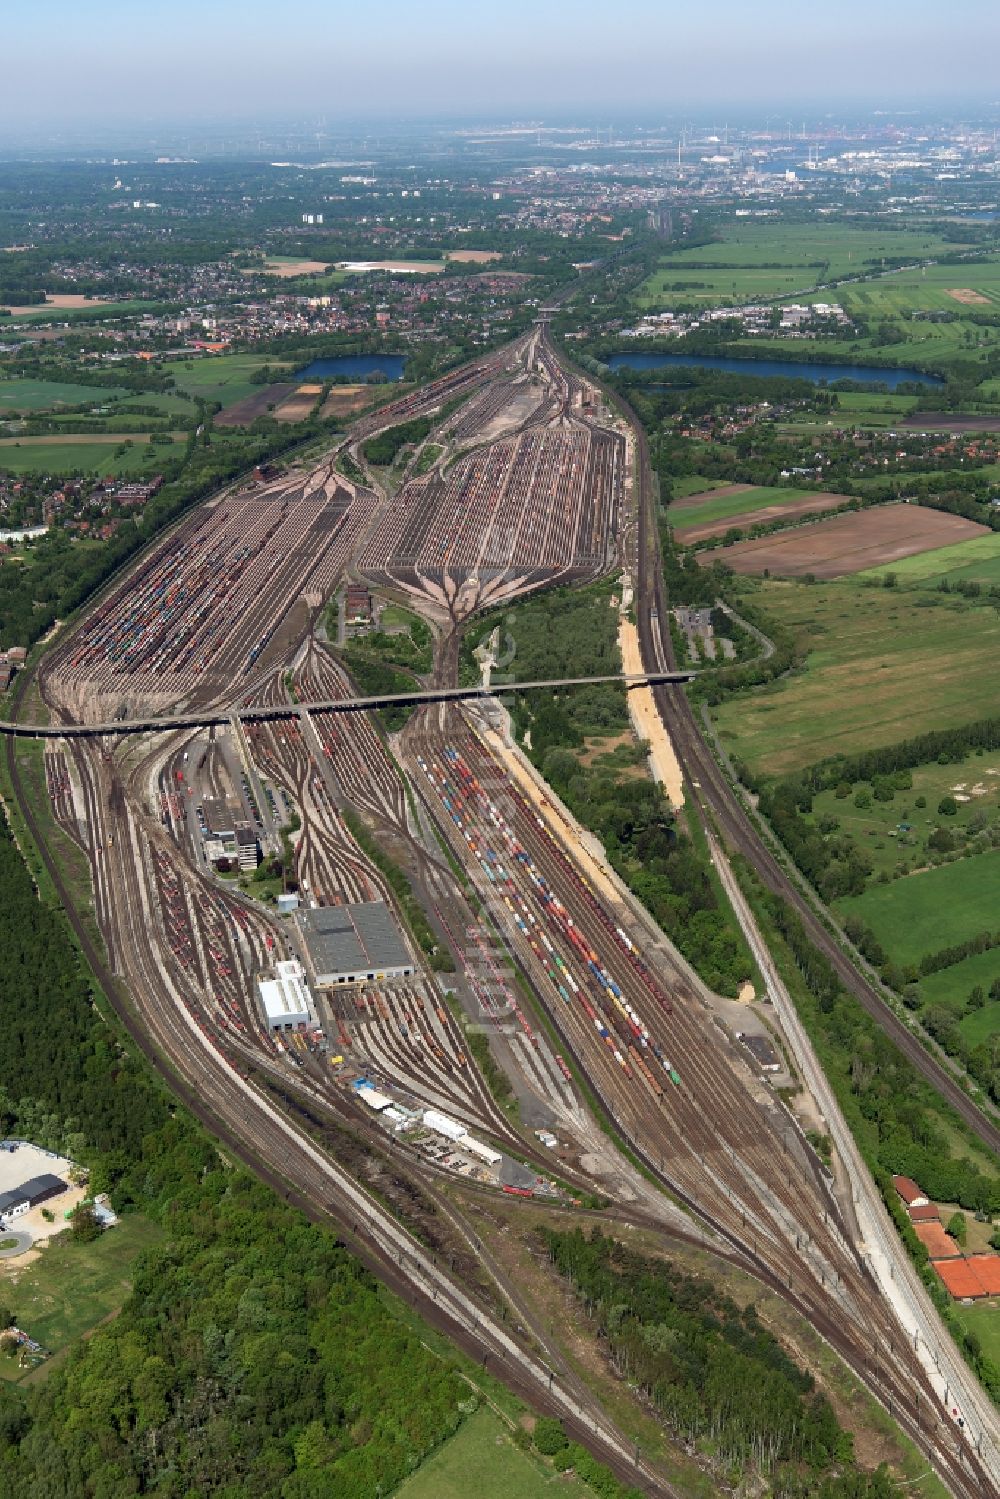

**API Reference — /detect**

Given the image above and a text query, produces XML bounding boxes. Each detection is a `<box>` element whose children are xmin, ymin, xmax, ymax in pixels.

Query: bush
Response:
<box><xmin>532</xmin><ymin>1417</ymin><xmax>569</xmax><ymax>1456</ymax></box>
<box><xmin>938</xmin><ymin>796</ymin><xmax>958</xmax><ymax>817</ymax></box>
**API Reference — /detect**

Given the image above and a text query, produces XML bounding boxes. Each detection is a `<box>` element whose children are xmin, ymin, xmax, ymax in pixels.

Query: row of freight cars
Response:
<box><xmin>416</xmin><ymin>743</ymin><xmax>681</xmax><ymax>1095</ymax></box>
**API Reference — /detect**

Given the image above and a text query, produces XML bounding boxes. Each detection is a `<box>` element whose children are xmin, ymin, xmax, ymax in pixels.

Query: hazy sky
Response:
<box><xmin>2</xmin><ymin>0</ymin><xmax>998</xmax><ymax>130</ymax></box>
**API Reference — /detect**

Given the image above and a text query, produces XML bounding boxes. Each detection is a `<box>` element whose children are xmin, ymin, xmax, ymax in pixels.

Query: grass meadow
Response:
<box><xmin>712</xmin><ymin>580</ymin><xmax>1000</xmax><ymax>777</ymax></box>
<box><xmin>839</xmin><ymin>850</ymin><xmax>1000</xmax><ymax>967</ymax></box>
<box><xmin>395</xmin><ymin>1406</ymin><xmax>589</xmax><ymax>1499</ymax></box>
<box><xmin>0</xmin><ymin>1215</ymin><xmax>163</xmax><ymax>1383</ymax></box>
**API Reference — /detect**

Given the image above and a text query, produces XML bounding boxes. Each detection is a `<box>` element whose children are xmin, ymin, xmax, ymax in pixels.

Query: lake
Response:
<box><xmin>298</xmin><ymin>354</ymin><xmax>406</xmax><ymax>381</ymax></box>
<box><xmin>607</xmin><ymin>351</ymin><xmax>941</xmax><ymax>389</ymax></box>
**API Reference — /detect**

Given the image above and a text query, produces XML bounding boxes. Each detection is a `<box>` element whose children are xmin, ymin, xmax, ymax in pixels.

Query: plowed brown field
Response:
<box><xmin>702</xmin><ymin>504</ymin><xmax>989</xmax><ymax>578</ymax></box>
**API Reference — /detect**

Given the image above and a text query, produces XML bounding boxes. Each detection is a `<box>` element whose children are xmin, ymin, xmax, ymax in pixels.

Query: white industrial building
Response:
<box><xmin>256</xmin><ymin>959</ymin><xmax>313</xmax><ymax>1031</ymax></box>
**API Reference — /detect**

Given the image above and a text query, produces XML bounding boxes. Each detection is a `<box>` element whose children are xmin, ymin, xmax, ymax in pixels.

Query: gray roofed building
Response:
<box><xmin>297</xmin><ymin>900</ymin><xmax>413</xmax><ymax>986</ymax></box>
<box><xmin>0</xmin><ymin>1173</ymin><xmax>66</xmax><ymax>1220</ymax></box>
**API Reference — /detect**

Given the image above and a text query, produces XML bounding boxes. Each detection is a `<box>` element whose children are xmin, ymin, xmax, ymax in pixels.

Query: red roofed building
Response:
<box><xmin>908</xmin><ymin>1203</ymin><xmax>940</xmax><ymax>1223</ymax></box>
<box><xmin>892</xmin><ymin>1175</ymin><xmax>929</xmax><ymax>1208</ymax></box>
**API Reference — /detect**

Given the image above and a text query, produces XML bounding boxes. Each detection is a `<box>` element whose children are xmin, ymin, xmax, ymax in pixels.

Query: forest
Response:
<box><xmin>0</xmin><ymin>809</ymin><xmax>475</xmax><ymax>1495</ymax></box>
<box><xmin>542</xmin><ymin>1227</ymin><xmax>897</xmax><ymax>1498</ymax></box>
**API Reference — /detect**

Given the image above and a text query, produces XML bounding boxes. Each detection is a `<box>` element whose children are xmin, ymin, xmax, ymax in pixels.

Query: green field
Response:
<box><xmin>914</xmin><ymin>948</ymin><xmax>1000</xmax><ymax>1022</ymax></box>
<box><xmin>0</xmin><ymin>1215</ymin><xmax>163</xmax><ymax>1382</ymax></box>
<box><xmin>951</xmin><ymin>1303</ymin><xmax>1000</xmax><ymax>1368</ymax></box>
<box><xmin>2</xmin><ymin>300</ymin><xmax>170</xmax><ymax>326</ymax></box>
<box><xmin>712</xmin><ymin>581</ymin><xmax>1000</xmax><ymax>778</ymax></box>
<box><xmin>635</xmin><ymin>223</ymin><xmax>980</xmax><ymax>309</ymax></box>
<box><xmin>859</xmin><ymin>533</ymin><xmax>1000</xmax><ymax>588</ymax></box>
<box><xmin>166</xmin><ymin>353</ymin><xmax>294</xmax><ymax>411</ymax></box>
<box><xmin>670</xmin><ymin>484</ymin><xmax>819</xmax><ymax>532</ymax></box>
<box><xmin>0</xmin><ymin>379</ymin><xmax>129</xmax><ymax>414</ymax></box>
<box><xmin>0</xmin><ymin>435</ymin><xmax>183</xmax><ymax>475</ymax></box>
<box><xmin>777</xmin><ymin>391</ymin><xmax>922</xmax><ymax>433</ymax></box>
<box><xmin>840</xmin><ymin>851</ymin><xmax>1000</xmax><ymax>967</ymax></box>
<box><xmin>395</xmin><ymin>1407</ymin><xmax>588</xmax><ymax>1499</ymax></box>
<box><xmin>669</xmin><ymin>474</ymin><xmax>730</xmax><ymax>499</ymax></box>
<box><xmin>832</xmin><ymin>260</ymin><xmax>1000</xmax><ymax>319</ymax></box>
<box><xmin>810</xmin><ymin>752</ymin><xmax>1000</xmax><ymax>881</ymax></box>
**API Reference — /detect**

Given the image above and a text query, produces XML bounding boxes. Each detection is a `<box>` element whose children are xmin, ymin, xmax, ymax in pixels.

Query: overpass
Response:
<box><xmin>4</xmin><ymin>669</ymin><xmax>696</xmax><ymax>740</ymax></box>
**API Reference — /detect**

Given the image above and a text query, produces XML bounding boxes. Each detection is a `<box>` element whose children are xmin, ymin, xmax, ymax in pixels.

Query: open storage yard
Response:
<box><xmin>712</xmin><ymin>579</ymin><xmax>1000</xmax><ymax>776</ymax></box>
<box><xmin>672</xmin><ymin>483</ymin><xmax>853</xmax><ymax>542</ymax></box>
<box><xmin>702</xmin><ymin>504</ymin><xmax>989</xmax><ymax>578</ymax></box>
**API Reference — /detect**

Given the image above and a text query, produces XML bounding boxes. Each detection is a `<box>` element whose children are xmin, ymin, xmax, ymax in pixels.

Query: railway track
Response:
<box><xmin>9</xmin><ymin>325</ymin><xmax>999</xmax><ymax>1496</ymax></box>
<box><xmin>623</xmin><ymin>382</ymin><xmax>1000</xmax><ymax>1159</ymax></box>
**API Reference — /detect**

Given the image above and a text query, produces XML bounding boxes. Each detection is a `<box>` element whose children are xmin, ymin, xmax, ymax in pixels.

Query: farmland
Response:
<box><xmin>635</xmin><ymin>222</ymin><xmax>979</xmax><ymax>309</ymax></box>
<box><xmin>839</xmin><ymin>850</ymin><xmax>1000</xmax><ymax>968</ymax></box>
<box><xmin>0</xmin><ymin>299</ymin><xmax>169</xmax><ymax>325</ymax></box>
<box><xmin>671</xmin><ymin>484</ymin><xmax>850</xmax><ymax>541</ymax></box>
<box><xmin>711</xmin><ymin>579</ymin><xmax>1000</xmax><ymax>777</ymax></box>
<box><xmin>832</xmin><ymin>259</ymin><xmax>1000</xmax><ymax>319</ymax></box>
<box><xmin>859</xmin><ymin>533</ymin><xmax>1000</xmax><ymax>589</ymax></box>
<box><xmin>701</xmin><ymin>503</ymin><xmax>987</xmax><ymax>578</ymax></box>
<box><xmin>167</xmin><ymin>353</ymin><xmax>295</xmax><ymax>411</ymax></box>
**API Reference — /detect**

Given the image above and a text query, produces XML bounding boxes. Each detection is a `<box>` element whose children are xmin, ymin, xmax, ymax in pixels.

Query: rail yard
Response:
<box><xmin>9</xmin><ymin>328</ymin><xmax>999</xmax><ymax>1498</ymax></box>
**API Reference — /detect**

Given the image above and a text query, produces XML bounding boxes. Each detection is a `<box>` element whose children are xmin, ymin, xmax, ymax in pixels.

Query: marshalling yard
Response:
<box><xmin>11</xmin><ymin>327</ymin><xmax>1000</xmax><ymax>1497</ymax></box>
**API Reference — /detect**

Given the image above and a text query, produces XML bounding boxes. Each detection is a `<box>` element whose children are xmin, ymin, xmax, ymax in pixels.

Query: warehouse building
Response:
<box><xmin>256</xmin><ymin>959</ymin><xmax>314</xmax><ymax>1031</ymax></box>
<box><xmin>297</xmin><ymin>900</ymin><xmax>413</xmax><ymax>987</ymax></box>
<box><xmin>0</xmin><ymin>1173</ymin><xmax>66</xmax><ymax>1223</ymax></box>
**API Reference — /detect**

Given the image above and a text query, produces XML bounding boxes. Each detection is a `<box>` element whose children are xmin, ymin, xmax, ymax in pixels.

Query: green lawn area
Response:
<box><xmin>0</xmin><ymin>379</ymin><xmax>130</xmax><ymax>414</ymax></box>
<box><xmin>908</xmin><ymin>952</ymin><xmax>1000</xmax><ymax>1021</ymax></box>
<box><xmin>810</xmin><ymin>752</ymin><xmax>1000</xmax><ymax>881</ymax></box>
<box><xmin>395</xmin><ymin>1406</ymin><xmax>588</xmax><ymax>1499</ymax></box>
<box><xmin>859</xmin><ymin>534</ymin><xmax>1000</xmax><ymax>589</ymax></box>
<box><xmin>0</xmin><ymin>1214</ymin><xmax>164</xmax><ymax>1382</ymax></box>
<box><xmin>167</xmin><ymin>353</ymin><xmax>294</xmax><ymax>411</ymax></box>
<box><xmin>712</xmin><ymin>580</ymin><xmax>1000</xmax><ymax>778</ymax></box>
<box><xmin>839</xmin><ymin>850</ymin><xmax>1000</xmax><ymax>967</ymax></box>
<box><xmin>0</xmin><ymin>436</ymin><xmax>183</xmax><ymax>476</ymax></box>
<box><xmin>670</xmin><ymin>484</ymin><xmax>818</xmax><ymax>532</ymax></box>
<box><xmin>950</xmin><ymin>1303</ymin><xmax>1000</xmax><ymax>1368</ymax></box>
<box><xmin>634</xmin><ymin>223</ymin><xmax>980</xmax><ymax>309</ymax></box>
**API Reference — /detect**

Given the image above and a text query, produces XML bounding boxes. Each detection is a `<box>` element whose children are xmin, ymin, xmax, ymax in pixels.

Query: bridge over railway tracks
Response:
<box><xmin>0</xmin><ymin>668</ymin><xmax>696</xmax><ymax>739</ymax></box>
